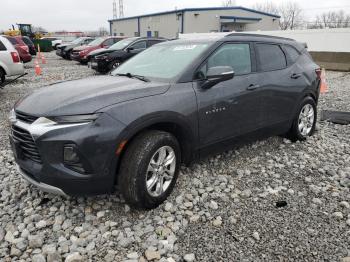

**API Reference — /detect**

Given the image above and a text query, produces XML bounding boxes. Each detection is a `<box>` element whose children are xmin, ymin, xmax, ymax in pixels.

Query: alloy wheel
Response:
<box><xmin>146</xmin><ymin>146</ymin><xmax>176</xmax><ymax>197</ymax></box>
<box><xmin>298</xmin><ymin>104</ymin><xmax>315</xmax><ymax>136</ymax></box>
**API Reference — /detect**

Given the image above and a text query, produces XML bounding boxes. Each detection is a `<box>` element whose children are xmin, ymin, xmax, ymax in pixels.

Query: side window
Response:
<box><xmin>0</xmin><ymin>40</ymin><xmax>7</xmax><ymax>51</ymax></box>
<box><xmin>130</xmin><ymin>41</ymin><xmax>147</xmax><ymax>50</ymax></box>
<box><xmin>208</xmin><ymin>43</ymin><xmax>252</xmax><ymax>75</ymax></box>
<box><xmin>148</xmin><ymin>40</ymin><xmax>162</xmax><ymax>47</ymax></box>
<box><xmin>284</xmin><ymin>45</ymin><xmax>301</xmax><ymax>65</ymax></box>
<box><xmin>256</xmin><ymin>44</ymin><xmax>287</xmax><ymax>71</ymax></box>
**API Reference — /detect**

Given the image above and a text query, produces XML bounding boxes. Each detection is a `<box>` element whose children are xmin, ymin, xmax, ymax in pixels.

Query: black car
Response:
<box><xmin>89</xmin><ymin>37</ymin><xmax>166</xmax><ymax>73</ymax></box>
<box><xmin>21</xmin><ymin>36</ymin><xmax>36</xmax><ymax>56</ymax></box>
<box><xmin>56</xmin><ymin>37</ymin><xmax>94</xmax><ymax>59</ymax></box>
<box><xmin>10</xmin><ymin>34</ymin><xmax>321</xmax><ymax>209</ymax></box>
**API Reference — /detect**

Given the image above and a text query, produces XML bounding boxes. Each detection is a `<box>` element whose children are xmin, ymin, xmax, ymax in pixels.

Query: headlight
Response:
<box><xmin>48</xmin><ymin>113</ymin><xmax>100</xmax><ymax>124</ymax></box>
<box><xmin>97</xmin><ymin>55</ymin><xmax>109</xmax><ymax>61</ymax></box>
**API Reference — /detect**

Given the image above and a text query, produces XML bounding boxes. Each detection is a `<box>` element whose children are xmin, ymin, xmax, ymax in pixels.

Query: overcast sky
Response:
<box><xmin>1</xmin><ymin>0</ymin><xmax>350</xmax><ymax>32</ymax></box>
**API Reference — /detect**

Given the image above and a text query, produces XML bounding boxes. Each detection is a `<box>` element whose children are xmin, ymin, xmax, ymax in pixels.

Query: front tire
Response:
<box><xmin>118</xmin><ymin>130</ymin><xmax>181</xmax><ymax>209</ymax></box>
<box><xmin>288</xmin><ymin>97</ymin><xmax>317</xmax><ymax>141</ymax></box>
<box><xmin>0</xmin><ymin>68</ymin><xmax>5</xmax><ymax>85</ymax></box>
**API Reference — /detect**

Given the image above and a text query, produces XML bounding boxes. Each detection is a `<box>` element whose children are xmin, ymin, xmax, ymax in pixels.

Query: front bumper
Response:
<box><xmin>90</xmin><ymin>58</ymin><xmax>109</xmax><ymax>73</ymax></box>
<box><xmin>71</xmin><ymin>53</ymin><xmax>88</xmax><ymax>63</ymax></box>
<box><xmin>18</xmin><ymin>165</ymin><xmax>68</xmax><ymax>196</ymax></box>
<box><xmin>56</xmin><ymin>49</ymin><xmax>63</xmax><ymax>57</ymax></box>
<box><xmin>10</xmin><ymin>112</ymin><xmax>126</xmax><ymax>196</ymax></box>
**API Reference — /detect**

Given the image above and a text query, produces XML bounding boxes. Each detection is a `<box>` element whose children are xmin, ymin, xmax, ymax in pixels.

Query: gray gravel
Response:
<box><xmin>0</xmin><ymin>52</ymin><xmax>349</xmax><ymax>261</ymax></box>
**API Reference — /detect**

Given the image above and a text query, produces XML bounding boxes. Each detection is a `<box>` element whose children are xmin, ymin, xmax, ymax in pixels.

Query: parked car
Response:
<box><xmin>56</xmin><ymin>37</ymin><xmax>95</xmax><ymax>60</ymax></box>
<box><xmin>4</xmin><ymin>36</ymin><xmax>32</xmax><ymax>63</ymax></box>
<box><xmin>0</xmin><ymin>36</ymin><xmax>24</xmax><ymax>84</ymax></box>
<box><xmin>9</xmin><ymin>34</ymin><xmax>321</xmax><ymax>209</ymax></box>
<box><xmin>41</xmin><ymin>37</ymin><xmax>62</xmax><ymax>50</ymax></box>
<box><xmin>21</xmin><ymin>36</ymin><xmax>37</xmax><ymax>56</ymax></box>
<box><xmin>89</xmin><ymin>37</ymin><xmax>167</xmax><ymax>73</ymax></box>
<box><xmin>71</xmin><ymin>36</ymin><xmax>124</xmax><ymax>64</ymax></box>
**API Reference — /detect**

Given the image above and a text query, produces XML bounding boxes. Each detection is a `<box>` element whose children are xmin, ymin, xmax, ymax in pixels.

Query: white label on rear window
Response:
<box><xmin>173</xmin><ymin>45</ymin><xmax>197</xmax><ymax>51</ymax></box>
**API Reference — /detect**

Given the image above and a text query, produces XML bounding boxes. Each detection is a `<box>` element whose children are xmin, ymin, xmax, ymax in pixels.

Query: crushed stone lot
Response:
<box><xmin>0</xmin><ymin>52</ymin><xmax>349</xmax><ymax>261</ymax></box>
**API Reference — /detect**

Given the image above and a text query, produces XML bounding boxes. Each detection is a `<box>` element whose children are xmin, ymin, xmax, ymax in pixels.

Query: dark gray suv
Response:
<box><xmin>9</xmin><ymin>34</ymin><xmax>321</xmax><ymax>209</ymax></box>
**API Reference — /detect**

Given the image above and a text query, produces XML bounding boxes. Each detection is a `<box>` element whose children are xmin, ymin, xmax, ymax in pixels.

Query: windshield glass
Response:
<box><xmin>72</xmin><ymin>38</ymin><xmax>84</xmax><ymax>44</ymax></box>
<box><xmin>110</xmin><ymin>38</ymin><xmax>136</xmax><ymax>50</ymax></box>
<box><xmin>111</xmin><ymin>43</ymin><xmax>209</xmax><ymax>81</ymax></box>
<box><xmin>88</xmin><ymin>38</ymin><xmax>104</xmax><ymax>46</ymax></box>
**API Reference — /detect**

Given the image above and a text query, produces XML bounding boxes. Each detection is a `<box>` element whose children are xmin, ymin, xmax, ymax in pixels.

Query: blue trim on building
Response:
<box><xmin>109</xmin><ymin>22</ymin><xmax>112</xmax><ymax>35</ymax></box>
<box><xmin>220</xmin><ymin>16</ymin><xmax>262</xmax><ymax>21</ymax></box>
<box><xmin>137</xmin><ymin>17</ymin><xmax>140</xmax><ymax>36</ymax></box>
<box><xmin>107</xmin><ymin>6</ymin><xmax>281</xmax><ymax>22</ymax></box>
<box><xmin>181</xmin><ymin>11</ymin><xmax>184</xmax><ymax>34</ymax></box>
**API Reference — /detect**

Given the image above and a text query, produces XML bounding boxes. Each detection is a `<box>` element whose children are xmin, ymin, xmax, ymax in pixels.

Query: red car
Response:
<box><xmin>71</xmin><ymin>36</ymin><xmax>124</xmax><ymax>64</ymax></box>
<box><xmin>4</xmin><ymin>36</ymin><xmax>32</xmax><ymax>63</ymax></box>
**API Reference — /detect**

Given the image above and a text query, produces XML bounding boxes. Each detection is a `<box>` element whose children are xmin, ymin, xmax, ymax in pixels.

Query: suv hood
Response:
<box><xmin>73</xmin><ymin>45</ymin><xmax>94</xmax><ymax>51</ymax></box>
<box><xmin>89</xmin><ymin>48</ymin><xmax>116</xmax><ymax>58</ymax></box>
<box><xmin>15</xmin><ymin>76</ymin><xmax>170</xmax><ymax>117</ymax></box>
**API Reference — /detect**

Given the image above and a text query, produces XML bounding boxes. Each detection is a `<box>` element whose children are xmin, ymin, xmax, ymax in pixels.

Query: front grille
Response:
<box><xmin>11</xmin><ymin>125</ymin><xmax>42</xmax><ymax>163</ymax></box>
<box><xmin>15</xmin><ymin>111</ymin><xmax>38</xmax><ymax>124</ymax></box>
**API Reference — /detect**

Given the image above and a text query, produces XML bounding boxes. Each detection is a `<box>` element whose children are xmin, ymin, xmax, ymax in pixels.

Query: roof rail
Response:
<box><xmin>225</xmin><ymin>33</ymin><xmax>295</xmax><ymax>41</ymax></box>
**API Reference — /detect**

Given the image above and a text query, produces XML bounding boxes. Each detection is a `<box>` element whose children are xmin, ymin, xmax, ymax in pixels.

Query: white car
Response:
<box><xmin>0</xmin><ymin>36</ymin><xmax>25</xmax><ymax>85</ymax></box>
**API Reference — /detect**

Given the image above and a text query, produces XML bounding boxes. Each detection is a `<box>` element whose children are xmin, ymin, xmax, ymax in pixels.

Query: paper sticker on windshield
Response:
<box><xmin>173</xmin><ymin>45</ymin><xmax>197</xmax><ymax>51</ymax></box>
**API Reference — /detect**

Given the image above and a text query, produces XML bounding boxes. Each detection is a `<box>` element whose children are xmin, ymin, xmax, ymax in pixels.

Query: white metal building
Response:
<box><xmin>108</xmin><ymin>7</ymin><xmax>281</xmax><ymax>39</ymax></box>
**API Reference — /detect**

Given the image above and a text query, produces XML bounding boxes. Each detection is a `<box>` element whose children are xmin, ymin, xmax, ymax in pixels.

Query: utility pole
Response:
<box><xmin>119</xmin><ymin>0</ymin><xmax>124</xmax><ymax>18</ymax></box>
<box><xmin>113</xmin><ymin>0</ymin><xmax>117</xmax><ymax>19</ymax></box>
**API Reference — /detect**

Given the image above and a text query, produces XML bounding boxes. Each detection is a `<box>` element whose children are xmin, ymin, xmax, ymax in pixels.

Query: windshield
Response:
<box><xmin>111</xmin><ymin>43</ymin><xmax>209</xmax><ymax>81</ymax></box>
<box><xmin>72</xmin><ymin>38</ymin><xmax>84</xmax><ymax>44</ymax></box>
<box><xmin>109</xmin><ymin>38</ymin><xmax>135</xmax><ymax>50</ymax></box>
<box><xmin>88</xmin><ymin>38</ymin><xmax>105</xmax><ymax>46</ymax></box>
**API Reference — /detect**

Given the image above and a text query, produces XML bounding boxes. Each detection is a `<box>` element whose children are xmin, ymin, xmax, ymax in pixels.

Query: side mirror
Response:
<box><xmin>201</xmin><ymin>66</ymin><xmax>234</xmax><ymax>89</ymax></box>
<box><xmin>126</xmin><ymin>47</ymin><xmax>134</xmax><ymax>53</ymax></box>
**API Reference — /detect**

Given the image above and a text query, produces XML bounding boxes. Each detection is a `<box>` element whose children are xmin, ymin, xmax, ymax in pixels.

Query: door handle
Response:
<box><xmin>247</xmin><ymin>84</ymin><xmax>260</xmax><ymax>91</ymax></box>
<box><xmin>291</xmin><ymin>73</ymin><xmax>302</xmax><ymax>79</ymax></box>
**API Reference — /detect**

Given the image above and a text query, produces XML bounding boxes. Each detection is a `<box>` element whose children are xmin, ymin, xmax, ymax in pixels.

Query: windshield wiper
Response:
<box><xmin>116</xmin><ymin>73</ymin><xmax>150</xmax><ymax>82</ymax></box>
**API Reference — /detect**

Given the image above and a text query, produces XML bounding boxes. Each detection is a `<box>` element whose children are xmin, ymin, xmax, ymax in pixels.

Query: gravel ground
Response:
<box><xmin>0</xmin><ymin>52</ymin><xmax>349</xmax><ymax>262</ymax></box>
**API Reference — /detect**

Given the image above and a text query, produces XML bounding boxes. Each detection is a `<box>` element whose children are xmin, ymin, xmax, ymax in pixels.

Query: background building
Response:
<box><xmin>108</xmin><ymin>6</ymin><xmax>281</xmax><ymax>38</ymax></box>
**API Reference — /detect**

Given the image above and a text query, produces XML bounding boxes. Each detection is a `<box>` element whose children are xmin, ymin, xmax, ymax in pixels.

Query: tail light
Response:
<box><xmin>11</xmin><ymin>52</ymin><xmax>20</xmax><ymax>63</ymax></box>
<box><xmin>315</xmin><ymin>68</ymin><xmax>322</xmax><ymax>80</ymax></box>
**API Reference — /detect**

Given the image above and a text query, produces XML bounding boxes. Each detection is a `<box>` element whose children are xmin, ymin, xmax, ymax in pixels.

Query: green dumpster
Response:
<box><xmin>32</xmin><ymin>39</ymin><xmax>53</xmax><ymax>52</ymax></box>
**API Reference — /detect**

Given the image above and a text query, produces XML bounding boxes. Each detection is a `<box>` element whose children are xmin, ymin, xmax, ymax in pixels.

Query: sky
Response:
<box><xmin>1</xmin><ymin>0</ymin><xmax>350</xmax><ymax>32</ymax></box>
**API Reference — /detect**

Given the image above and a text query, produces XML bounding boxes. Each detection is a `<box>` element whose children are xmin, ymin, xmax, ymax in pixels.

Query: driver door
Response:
<box><xmin>193</xmin><ymin>43</ymin><xmax>263</xmax><ymax>147</ymax></box>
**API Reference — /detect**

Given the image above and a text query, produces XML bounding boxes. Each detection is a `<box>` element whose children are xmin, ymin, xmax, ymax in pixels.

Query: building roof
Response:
<box><xmin>108</xmin><ymin>6</ymin><xmax>281</xmax><ymax>23</ymax></box>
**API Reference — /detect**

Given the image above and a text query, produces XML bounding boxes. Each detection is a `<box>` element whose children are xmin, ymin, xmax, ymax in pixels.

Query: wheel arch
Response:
<box><xmin>116</xmin><ymin>112</ymin><xmax>197</xmax><ymax>168</ymax></box>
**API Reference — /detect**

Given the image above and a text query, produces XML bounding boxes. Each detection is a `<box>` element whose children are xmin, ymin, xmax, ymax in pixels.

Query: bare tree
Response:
<box><xmin>314</xmin><ymin>10</ymin><xmax>350</xmax><ymax>28</ymax></box>
<box><xmin>251</xmin><ymin>1</ymin><xmax>304</xmax><ymax>30</ymax></box>
<box><xmin>222</xmin><ymin>0</ymin><xmax>236</xmax><ymax>7</ymax></box>
<box><xmin>252</xmin><ymin>1</ymin><xmax>279</xmax><ymax>16</ymax></box>
<box><xmin>278</xmin><ymin>1</ymin><xmax>304</xmax><ymax>30</ymax></box>
<box><xmin>98</xmin><ymin>27</ymin><xmax>109</xmax><ymax>36</ymax></box>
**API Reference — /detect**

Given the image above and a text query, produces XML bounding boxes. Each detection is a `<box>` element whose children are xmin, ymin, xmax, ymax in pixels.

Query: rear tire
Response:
<box><xmin>118</xmin><ymin>130</ymin><xmax>181</xmax><ymax>209</ymax></box>
<box><xmin>287</xmin><ymin>97</ymin><xmax>317</xmax><ymax>141</ymax></box>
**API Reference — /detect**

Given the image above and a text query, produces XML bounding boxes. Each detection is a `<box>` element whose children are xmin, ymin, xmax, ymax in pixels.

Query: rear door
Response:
<box><xmin>194</xmin><ymin>42</ymin><xmax>263</xmax><ymax>146</ymax></box>
<box><xmin>254</xmin><ymin>43</ymin><xmax>301</xmax><ymax>127</ymax></box>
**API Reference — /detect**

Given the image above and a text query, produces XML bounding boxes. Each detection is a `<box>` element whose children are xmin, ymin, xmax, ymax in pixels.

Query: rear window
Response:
<box><xmin>0</xmin><ymin>40</ymin><xmax>6</xmax><ymax>51</ymax></box>
<box><xmin>22</xmin><ymin>37</ymin><xmax>33</xmax><ymax>46</ymax></box>
<box><xmin>256</xmin><ymin>44</ymin><xmax>287</xmax><ymax>71</ymax></box>
<box><xmin>284</xmin><ymin>45</ymin><xmax>301</xmax><ymax>64</ymax></box>
<box><xmin>5</xmin><ymin>37</ymin><xmax>17</xmax><ymax>45</ymax></box>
